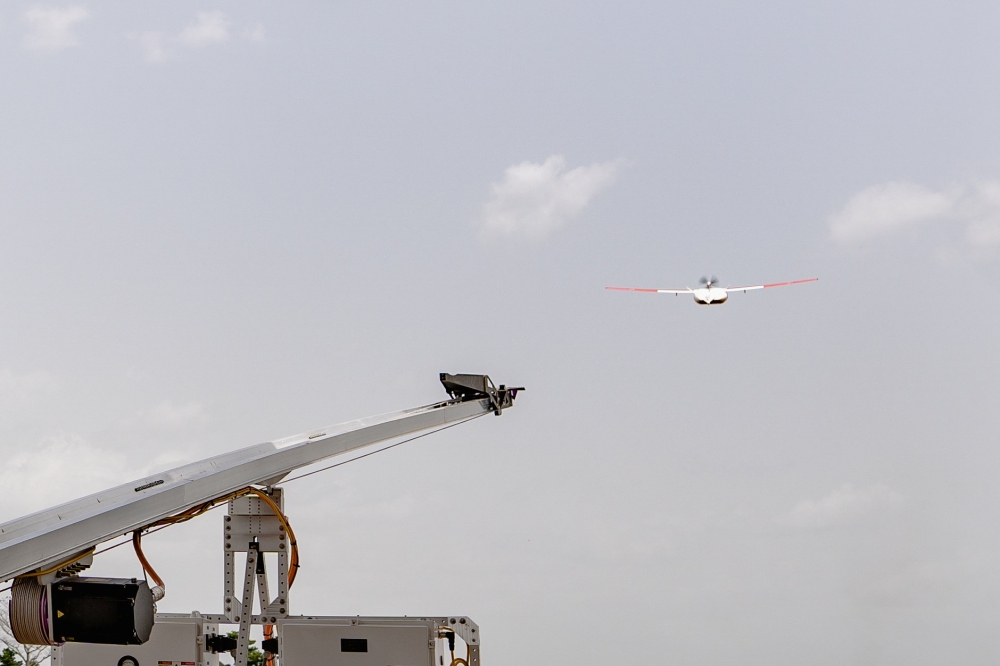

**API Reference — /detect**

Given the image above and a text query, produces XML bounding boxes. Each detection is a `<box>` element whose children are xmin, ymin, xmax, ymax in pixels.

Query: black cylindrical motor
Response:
<box><xmin>10</xmin><ymin>577</ymin><xmax>155</xmax><ymax>646</ymax></box>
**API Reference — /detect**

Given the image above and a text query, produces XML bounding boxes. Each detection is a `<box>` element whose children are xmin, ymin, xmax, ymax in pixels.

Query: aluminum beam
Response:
<box><xmin>0</xmin><ymin>395</ymin><xmax>502</xmax><ymax>582</ymax></box>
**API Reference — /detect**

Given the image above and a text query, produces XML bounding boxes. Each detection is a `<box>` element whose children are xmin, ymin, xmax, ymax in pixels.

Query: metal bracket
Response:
<box><xmin>439</xmin><ymin>374</ymin><xmax>522</xmax><ymax>415</ymax></box>
<box><xmin>440</xmin><ymin>616</ymin><xmax>480</xmax><ymax>650</ymax></box>
<box><xmin>439</xmin><ymin>617</ymin><xmax>482</xmax><ymax>666</ymax></box>
<box><xmin>38</xmin><ymin>552</ymin><xmax>94</xmax><ymax>585</ymax></box>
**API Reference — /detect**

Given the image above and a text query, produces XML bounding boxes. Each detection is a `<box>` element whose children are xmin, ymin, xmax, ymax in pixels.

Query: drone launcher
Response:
<box><xmin>0</xmin><ymin>373</ymin><xmax>519</xmax><ymax>662</ymax></box>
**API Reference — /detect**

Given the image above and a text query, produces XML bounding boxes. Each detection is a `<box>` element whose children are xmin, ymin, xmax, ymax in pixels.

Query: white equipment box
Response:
<box><xmin>54</xmin><ymin>614</ymin><xmax>219</xmax><ymax>666</ymax></box>
<box><xmin>56</xmin><ymin>615</ymin><xmax>479</xmax><ymax>666</ymax></box>
<box><xmin>279</xmin><ymin>618</ymin><xmax>432</xmax><ymax>666</ymax></box>
<box><xmin>274</xmin><ymin>616</ymin><xmax>479</xmax><ymax>666</ymax></box>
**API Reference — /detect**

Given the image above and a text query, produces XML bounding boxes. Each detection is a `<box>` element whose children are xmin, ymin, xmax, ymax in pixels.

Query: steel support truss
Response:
<box><xmin>197</xmin><ymin>487</ymin><xmax>483</xmax><ymax>666</ymax></box>
<box><xmin>201</xmin><ymin>489</ymin><xmax>289</xmax><ymax>666</ymax></box>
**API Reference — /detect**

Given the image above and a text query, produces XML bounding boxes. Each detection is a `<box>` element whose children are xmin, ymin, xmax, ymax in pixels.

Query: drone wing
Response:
<box><xmin>726</xmin><ymin>277</ymin><xmax>818</xmax><ymax>293</ymax></box>
<box><xmin>606</xmin><ymin>286</ymin><xmax>693</xmax><ymax>294</ymax></box>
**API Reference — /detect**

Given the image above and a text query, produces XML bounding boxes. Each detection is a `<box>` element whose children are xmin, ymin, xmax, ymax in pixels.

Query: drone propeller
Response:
<box><xmin>699</xmin><ymin>276</ymin><xmax>720</xmax><ymax>287</ymax></box>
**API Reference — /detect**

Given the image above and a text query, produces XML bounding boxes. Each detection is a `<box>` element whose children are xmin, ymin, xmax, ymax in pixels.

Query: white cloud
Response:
<box><xmin>780</xmin><ymin>483</ymin><xmax>903</xmax><ymax>529</ymax></box>
<box><xmin>177</xmin><ymin>10</ymin><xmax>230</xmax><ymax>48</ymax></box>
<box><xmin>0</xmin><ymin>368</ymin><xmax>59</xmax><ymax>401</ymax></box>
<box><xmin>0</xmin><ymin>369</ymin><xmax>61</xmax><ymax>425</ymax></box>
<box><xmin>0</xmin><ymin>428</ymin><xmax>192</xmax><ymax>520</ymax></box>
<box><xmin>961</xmin><ymin>181</ymin><xmax>1000</xmax><ymax>247</ymax></box>
<box><xmin>585</xmin><ymin>516</ymin><xmax>672</xmax><ymax>561</ymax></box>
<box><xmin>829</xmin><ymin>182</ymin><xmax>956</xmax><ymax>242</ymax></box>
<box><xmin>242</xmin><ymin>23</ymin><xmax>266</xmax><ymax>44</ymax></box>
<box><xmin>137</xmin><ymin>12</ymin><xmax>258</xmax><ymax>62</ymax></box>
<box><xmin>144</xmin><ymin>400</ymin><xmax>206</xmax><ymax>428</ymax></box>
<box><xmin>135</xmin><ymin>30</ymin><xmax>169</xmax><ymax>63</ymax></box>
<box><xmin>22</xmin><ymin>6</ymin><xmax>89</xmax><ymax>52</ymax></box>
<box><xmin>855</xmin><ymin>558</ymin><xmax>967</xmax><ymax>608</ymax></box>
<box><xmin>482</xmin><ymin>155</ymin><xmax>623</xmax><ymax>240</ymax></box>
<box><xmin>0</xmin><ymin>434</ymin><xmax>138</xmax><ymax>518</ymax></box>
<box><xmin>830</xmin><ymin>179</ymin><xmax>1000</xmax><ymax>248</ymax></box>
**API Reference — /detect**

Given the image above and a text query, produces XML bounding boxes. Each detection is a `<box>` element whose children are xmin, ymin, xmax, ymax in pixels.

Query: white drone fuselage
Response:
<box><xmin>692</xmin><ymin>287</ymin><xmax>729</xmax><ymax>305</ymax></box>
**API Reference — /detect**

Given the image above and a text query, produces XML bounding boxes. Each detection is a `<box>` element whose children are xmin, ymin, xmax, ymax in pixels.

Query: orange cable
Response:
<box><xmin>131</xmin><ymin>530</ymin><xmax>165</xmax><ymax>589</ymax></box>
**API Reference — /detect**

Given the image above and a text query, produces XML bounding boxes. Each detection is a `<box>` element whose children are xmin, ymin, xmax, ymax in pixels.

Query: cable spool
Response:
<box><xmin>10</xmin><ymin>575</ymin><xmax>155</xmax><ymax>646</ymax></box>
<box><xmin>9</xmin><ymin>577</ymin><xmax>56</xmax><ymax>646</ymax></box>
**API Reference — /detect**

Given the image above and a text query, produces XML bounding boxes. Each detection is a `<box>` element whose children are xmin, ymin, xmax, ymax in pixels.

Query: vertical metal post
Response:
<box><xmin>224</xmin><ymin>551</ymin><xmax>238</xmax><ymax>622</ymax></box>
<box><xmin>224</xmin><ymin>512</ymin><xmax>238</xmax><ymax>623</ymax></box>
<box><xmin>256</xmin><ymin>553</ymin><xmax>270</xmax><ymax>619</ymax></box>
<box><xmin>275</xmin><ymin>550</ymin><xmax>288</xmax><ymax>614</ymax></box>
<box><xmin>235</xmin><ymin>543</ymin><xmax>258</xmax><ymax>666</ymax></box>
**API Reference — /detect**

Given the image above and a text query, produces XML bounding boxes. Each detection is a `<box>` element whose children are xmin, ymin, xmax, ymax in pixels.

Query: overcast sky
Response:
<box><xmin>2</xmin><ymin>2</ymin><xmax>1000</xmax><ymax>664</ymax></box>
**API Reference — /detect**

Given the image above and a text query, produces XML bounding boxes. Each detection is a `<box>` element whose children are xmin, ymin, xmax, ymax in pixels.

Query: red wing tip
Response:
<box><xmin>762</xmin><ymin>278</ymin><xmax>819</xmax><ymax>288</ymax></box>
<box><xmin>606</xmin><ymin>286</ymin><xmax>658</xmax><ymax>292</ymax></box>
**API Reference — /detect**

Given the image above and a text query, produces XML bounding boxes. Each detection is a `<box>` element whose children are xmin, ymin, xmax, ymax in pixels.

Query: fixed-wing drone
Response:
<box><xmin>607</xmin><ymin>276</ymin><xmax>818</xmax><ymax>305</ymax></box>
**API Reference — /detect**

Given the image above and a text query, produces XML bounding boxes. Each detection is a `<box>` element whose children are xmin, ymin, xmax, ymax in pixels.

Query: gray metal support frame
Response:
<box><xmin>224</xmin><ymin>490</ymin><xmax>288</xmax><ymax>629</ymax></box>
<box><xmin>221</xmin><ymin>489</ymin><xmax>290</xmax><ymax>666</ymax></box>
<box><xmin>206</xmin><ymin>490</ymin><xmax>487</xmax><ymax>664</ymax></box>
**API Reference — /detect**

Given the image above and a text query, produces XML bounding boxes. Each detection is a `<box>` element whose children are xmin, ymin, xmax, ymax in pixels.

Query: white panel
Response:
<box><xmin>281</xmin><ymin>622</ymin><xmax>432</xmax><ymax>666</ymax></box>
<box><xmin>57</xmin><ymin>616</ymin><xmax>218</xmax><ymax>666</ymax></box>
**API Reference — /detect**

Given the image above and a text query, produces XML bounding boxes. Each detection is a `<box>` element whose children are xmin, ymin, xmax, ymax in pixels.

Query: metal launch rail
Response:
<box><xmin>0</xmin><ymin>373</ymin><xmax>520</xmax><ymax>582</ymax></box>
